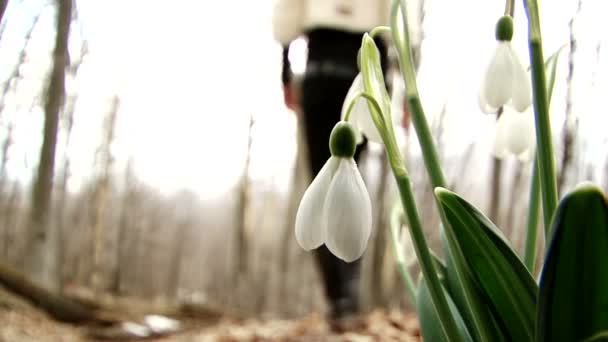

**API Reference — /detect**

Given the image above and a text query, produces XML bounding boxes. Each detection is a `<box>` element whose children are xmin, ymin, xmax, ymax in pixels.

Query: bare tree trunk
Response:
<box><xmin>89</xmin><ymin>97</ymin><xmax>119</xmax><ymax>296</ymax></box>
<box><xmin>505</xmin><ymin>163</ymin><xmax>524</xmax><ymax>241</ymax></box>
<box><xmin>0</xmin><ymin>124</ymin><xmax>14</xmax><ymax>258</ymax></box>
<box><xmin>1</xmin><ymin>184</ymin><xmax>19</xmax><ymax>262</ymax></box>
<box><xmin>24</xmin><ymin>0</ymin><xmax>71</xmax><ymax>289</ymax></box>
<box><xmin>54</xmin><ymin>89</ymin><xmax>75</xmax><ymax>293</ymax></box>
<box><xmin>0</xmin><ymin>14</ymin><xmax>41</xmax><ymax>116</ymax></box>
<box><xmin>368</xmin><ymin>152</ymin><xmax>390</xmax><ymax>308</ymax></box>
<box><xmin>0</xmin><ymin>1</ymin><xmax>8</xmax><ymax>28</ymax></box>
<box><xmin>558</xmin><ymin>2</ymin><xmax>581</xmax><ymax>196</ymax></box>
<box><xmin>54</xmin><ymin>42</ymin><xmax>86</xmax><ymax>294</ymax></box>
<box><xmin>109</xmin><ymin>159</ymin><xmax>137</xmax><ymax>295</ymax></box>
<box><xmin>489</xmin><ymin>157</ymin><xmax>502</xmax><ymax>224</ymax></box>
<box><xmin>166</xmin><ymin>220</ymin><xmax>187</xmax><ymax>299</ymax></box>
<box><xmin>232</xmin><ymin>115</ymin><xmax>253</xmax><ymax>308</ymax></box>
<box><xmin>279</xmin><ymin>106</ymin><xmax>310</xmax><ymax>315</ymax></box>
<box><xmin>0</xmin><ymin>259</ymin><xmax>97</xmax><ymax>323</ymax></box>
<box><xmin>237</xmin><ymin>115</ymin><xmax>254</xmax><ymax>274</ymax></box>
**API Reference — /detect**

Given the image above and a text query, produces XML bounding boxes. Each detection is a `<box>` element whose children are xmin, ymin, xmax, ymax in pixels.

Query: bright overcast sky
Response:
<box><xmin>1</xmin><ymin>0</ymin><xmax>606</xmax><ymax>197</ymax></box>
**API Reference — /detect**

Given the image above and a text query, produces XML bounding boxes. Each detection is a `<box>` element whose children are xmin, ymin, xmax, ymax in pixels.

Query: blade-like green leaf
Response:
<box><xmin>527</xmin><ymin>44</ymin><xmax>565</xmax><ymax>104</ymax></box>
<box><xmin>443</xmin><ymin>233</ymin><xmax>508</xmax><ymax>342</ymax></box>
<box><xmin>360</xmin><ymin>34</ymin><xmax>391</xmax><ymax>116</ymax></box>
<box><xmin>435</xmin><ymin>187</ymin><xmax>538</xmax><ymax>342</ymax></box>
<box><xmin>545</xmin><ymin>45</ymin><xmax>565</xmax><ymax>105</ymax></box>
<box><xmin>417</xmin><ymin>277</ymin><xmax>473</xmax><ymax>342</ymax></box>
<box><xmin>430</xmin><ymin>249</ymin><xmax>447</xmax><ymax>282</ymax></box>
<box><xmin>537</xmin><ymin>183</ymin><xmax>608</xmax><ymax>342</ymax></box>
<box><xmin>582</xmin><ymin>331</ymin><xmax>608</xmax><ymax>342</ymax></box>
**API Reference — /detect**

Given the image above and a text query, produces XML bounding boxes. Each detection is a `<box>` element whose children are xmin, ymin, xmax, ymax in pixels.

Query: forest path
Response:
<box><xmin>0</xmin><ymin>284</ymin><xmax>420</xmax><ymax>342</ymax></box>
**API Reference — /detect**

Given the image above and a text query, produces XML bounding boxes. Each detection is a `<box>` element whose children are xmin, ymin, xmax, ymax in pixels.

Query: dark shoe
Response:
<box><xmin>329</xmin><ymin>297</ymin><xmax>358</xmax><ymax>320</ymax></box>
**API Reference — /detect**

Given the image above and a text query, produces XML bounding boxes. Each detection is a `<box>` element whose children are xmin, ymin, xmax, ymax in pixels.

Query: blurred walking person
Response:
<box><xmin>272</xmin><ymin>0</ymin><xmax>390</xmax><ymax>322</ymax></box>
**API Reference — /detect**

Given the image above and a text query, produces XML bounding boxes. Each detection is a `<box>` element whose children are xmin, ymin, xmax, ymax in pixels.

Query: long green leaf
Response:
<box><xmin>537</xmin><ymin>183</ymin><xmax>608</xmax><ymax>342</ymax></box>
<box><xmin>435</xmin><ymin>188</ymin><xmax>538</xmax><ymax>341</ymax></box>
<box><xmin>417</xmin><ymin>277</ymin><xmax>473</xmax><ymax>342</ymax></box>
<box><xmin>442</xmin><ymin>230</ymin><xmax>506</xmax><ymax>342</ymax></box>
<box><xmin>443</xmin><ymin>233</ymin><xmax>508</xmax><ymax>342</ymax></box>
<box><xmin>545</xmin><ymin>45</ymin><xmax>565</xmax><ymax>105</ymax></box>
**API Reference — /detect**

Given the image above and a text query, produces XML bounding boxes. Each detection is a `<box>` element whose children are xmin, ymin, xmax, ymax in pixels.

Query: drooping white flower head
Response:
<box><xmin>295</xmin><ymin>156</ymin><xmax>372</xmax><ymax>262</ymax></box>
<box><xmin>493</xmin><ymin>108</ymin><xmax>536</xmax><ymax>161</ymax></box>
<box><xmin>295</xmin><ymin>122</ymin><xmax>373</xmax><ymax>262</ymax></box>
<box><xmin>479</xmin><ymin>16</ymin><xmax>532</xmax><ymax>114</ymax></box>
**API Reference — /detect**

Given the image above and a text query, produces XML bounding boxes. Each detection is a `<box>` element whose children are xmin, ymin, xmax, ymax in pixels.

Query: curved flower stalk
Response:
<box><xmin>294</xmin><ymin>122</ymin><xmax>372</xmax><ymax>262</ymax></box>
<box><xmin>479</xmin><ymin>16</ymin><xmax>532</xmax><ymax>114</ymax></box>
<box><xmin>340</xmin><ymin>73</ymin><xmax>400</xmax><ymax>144</ymax></box>
<box><xmin>341</xmin><ymin>73</ymin><xmax>383</xmax><ymax>143</ymax></box>
<box><xmin>493</xmin><ymin>108</ymin><xmax>536</xmax><ymax>161</ymax></box>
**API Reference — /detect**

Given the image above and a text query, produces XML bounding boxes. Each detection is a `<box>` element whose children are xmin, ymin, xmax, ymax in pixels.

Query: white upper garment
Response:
<box><xmin>272</xmin><ymin>0</ymin><xmax>392</xmax><ymax>45</ymax></box>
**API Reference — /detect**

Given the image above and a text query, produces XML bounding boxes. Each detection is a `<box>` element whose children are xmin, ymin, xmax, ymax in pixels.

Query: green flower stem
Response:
<box><xmin>345</xmin><ymin>92</ymin><xmax>385</xmax><ymax>124</ymax></box>
<box><xmin>407</xmin><ymin>96</ymin><xmax>448</xmax><ymax>187</ymax></box>
<box><xmin>524</xmin><ymin>0</ymin><xmax>558</xmax><ymax>238</ymax></box>
<box><xmin>391</xmin><ymin>0</ymin><xmax>447</xmax><ymax>189</ymax></box>
<box><xmin>386</xmin><ymin>3</ymin><xmax>462</xmax><ymax>339</ymax></box>
<box><xmin>359</xmin><ymin>89</ymin><xmax>462</xmax><ymax>342</ymax></box>
<box><xmin>386</xmin><ymin>136</ymin><xmax>462</xmax><ymax>342</ymax></box>
<box><xmin>390</xmin><ymin>203</ymin><xmax>417</xmax><ymax>306</ymax></box>
<box><xmin>505</xmin><ymin>0</ymin><xmax>514</xmax><ymax>16</ymax></box>
<box><xmin>523</xmin><ymin>44</ymin><xmax>561</xmax><ymax>271</ymax></box>
<box><xmin>523</xmin><ymin>158</ymin><xmax>540</xmax><ymax>273</ymax></box>
<box><xmin>364</xmin><ymin>3</ymin><xmax>463</xmax><ymax>338</ymax></box>
<box><xmin>370</xmin><ymin>26</ymin><xmax>391</xmax><ymax>39</ymax></box>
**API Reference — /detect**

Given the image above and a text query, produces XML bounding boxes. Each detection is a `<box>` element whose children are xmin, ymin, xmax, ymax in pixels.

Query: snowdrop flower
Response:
<box><xmin>295</xmin><ymin>121</ymin><xmax>372</xmax><ymax>262</ymax></box>
<box><xmin>493</xmin><ymin>108</ymin><xmax>536</xmax><ymax>161</ymax></box>
<box><xmin>479</xmin><ymin>15</ymin><xmax>531</xmax><ymax>114</ymax></box>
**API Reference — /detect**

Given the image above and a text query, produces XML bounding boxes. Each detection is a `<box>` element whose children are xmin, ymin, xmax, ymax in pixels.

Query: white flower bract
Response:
<box><xmin>493</xmin><ymin>108</ymin><xmax>536</xmax><ymax>161</ymax></box>
<box><xmin>295</xmin><ymin>156</ymin><xmax>372</xmax><ymax>262</ymax></box>
<box><xmin>479</xmin><ymin>42</ymin><xmax>532</xmax><ymax>114</ymax></box>
<box><xmin>341</xmin><ymin>73</ymin><xmax>400</xmax><ymax>145</ymax></box>
<box><xmin>341</xmin><ymin>73</ymin><xmax>383</xmax><ymax>143</ymax></box>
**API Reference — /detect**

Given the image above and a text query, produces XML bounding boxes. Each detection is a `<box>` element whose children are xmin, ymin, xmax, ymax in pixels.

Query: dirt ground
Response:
<box><xmin>0</xmin><ymin>288</ymin><xmax>421</xmax><ymax>342</ymax></box>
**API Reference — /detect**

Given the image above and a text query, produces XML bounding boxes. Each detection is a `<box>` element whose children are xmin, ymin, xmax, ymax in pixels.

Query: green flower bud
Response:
<box><xmin>495</xmin><ymin>15</ymin><xmax>514</xmax><ymax>41</ymax></box>
<box><xmin>329</xmin><ymin>121</ymin><xmax>357</xmax><ymax>158</ymax></box>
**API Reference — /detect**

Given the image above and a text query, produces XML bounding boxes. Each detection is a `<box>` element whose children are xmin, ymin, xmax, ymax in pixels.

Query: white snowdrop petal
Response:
<box><xmin>508</xmin><ymin>46</ymin><xmax>533</xmax><ymax>112</ymax></box>
<box><xmin>492</xmin><ymin>114</ymin><xmax>509</xmax><ymax>159</ymax></box>
<box><xmin>341</xmin><ymin>74</ymin><xmax>368</xmax><ymax>144</ymax></box>
<box><xmin>295</xmin><ymin>157</ymin><xmax>339</xmax><ymax>250</ymax></box>
<box><xmin>483</xmin><ymin>42</ymin><xmax>514</xmax><ymax>109</ymax></box>
<box><xmin>355</xmin><ymin>100</ymin><xmax>384</xmax><ymax>144</ymax></box>
<box><xmin>341</xmin><ymin>74</ymin><xmax>365</xmax><ymax>120</ymax></box>
<box><xmin>324</xmin><ymin>159</ymin><xmax>372</xmax><ymax>262</ymax></box>
<box><xmin>347</xmin><ymin>99</ymin><xmax>367</xmax><ymax>144</ymax></box>
<box><xmin>494</xmin><ymin>110</ymin><xmax>536</xmax><ymax>161</ymax></box>
<box><xmin>478</xmin><ymin>85</ymin><xmax>499</xmax><ymax>114</ymax></box>
<box><xmin>505</xmin><ymin>111</ymin><xmax>536</xmax><ymax>159</ymax></box>
<box><xmin>340</xmin><ymin>73</ymin><xmax>386</xmax><ymax>144</ymax></box>
<box><xmin>517</xmin><ymin>150</ymin><xmax>533</xmax><ymax>162</ymax></box>
<box><xmin>503</xmin><ymin>112</ymin><xmax>530</xmax><ymax>155</ymax></box>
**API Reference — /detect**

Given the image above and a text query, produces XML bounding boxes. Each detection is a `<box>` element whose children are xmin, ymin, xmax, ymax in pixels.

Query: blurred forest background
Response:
<box><xmin>0</xmin><ymin>0</ymin><xmax>607</xmax><ymax>325</ymax></box>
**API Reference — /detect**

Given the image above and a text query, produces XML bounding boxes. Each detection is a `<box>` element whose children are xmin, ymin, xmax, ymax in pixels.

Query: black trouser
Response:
<box><xmin>300</xmin><ymin>71</ymin><xmax>366</xmax><ymax>317</ymax></box>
